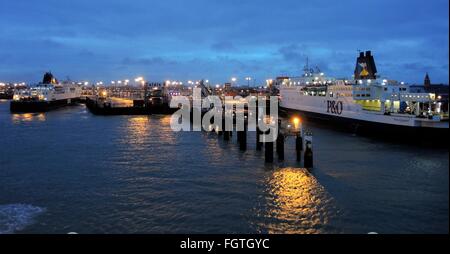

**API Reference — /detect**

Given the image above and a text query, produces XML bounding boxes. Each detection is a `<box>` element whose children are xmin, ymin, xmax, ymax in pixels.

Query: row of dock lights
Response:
<box><xmin>0</xmin><ymin>82</ymin><xmax>26</xmax><ymax>87</ymax></box>
<box><xmin>165</xmin><ymin>80</ymin><xmax>184</xmax><ymax>86</ymax></box>
<box><xmin>76</xmin><ymin>76</ymin><xmax>270</xmax><ymax>88</ymax></box>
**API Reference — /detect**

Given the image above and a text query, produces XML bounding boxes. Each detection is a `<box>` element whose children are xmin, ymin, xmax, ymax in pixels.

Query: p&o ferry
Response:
<box><xmin>279</xmin><ymin>51</ymin><xmax>449</xmax><ymax>138</ymax></box>
<box><xmin>10</xmin><ymin>72</ymin><xmax>82</xmax><ymax>113</ymax></box>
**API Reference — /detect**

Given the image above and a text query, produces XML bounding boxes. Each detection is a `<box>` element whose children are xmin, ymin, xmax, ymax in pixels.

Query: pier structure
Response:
<box><xmin>85</xmin><ymin>82</ymin><xmax>180</xmax><ymax>115</ymax></box>
<box><xmin>193</xmin><ymin>95</ymin><xmax>314</xmax><ymax>168</ymax></box>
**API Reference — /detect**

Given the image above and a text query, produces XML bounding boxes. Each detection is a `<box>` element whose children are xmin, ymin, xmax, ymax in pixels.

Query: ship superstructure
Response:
<box><xmin>279</xmin><ymin>51</ymin><xmax>449</xmax><ymax>135</ymax></box>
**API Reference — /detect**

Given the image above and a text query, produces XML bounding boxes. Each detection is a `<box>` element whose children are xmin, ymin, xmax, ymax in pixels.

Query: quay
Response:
<box><xmin>86</xmin><ymin>97</ymin><xmax>150</xmax><ymax>115</ymax></box>
<box><xmin>85</xmin><ymin>96</ymin><xmax>178</xmax><ymax>115</ymax></box>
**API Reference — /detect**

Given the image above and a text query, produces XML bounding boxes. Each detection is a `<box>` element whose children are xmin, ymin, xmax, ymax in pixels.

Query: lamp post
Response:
<box><xmin>231</xmin><ymin>77</ymin><xmax>237</xmax><ymax>87</ymax></box>
<box><xmin>245</xmin><ymin>77</ymin><xmax>252</xmax><ymax>88</ymax></box>
<box><xmin>135</xmin><ymin>77</ymin><xmax>146</xmax><ymax>99</ymax></box>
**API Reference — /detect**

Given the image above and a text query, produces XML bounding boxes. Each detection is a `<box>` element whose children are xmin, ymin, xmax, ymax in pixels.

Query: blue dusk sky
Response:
<box><xmin>0</xmin><ymin>0</ymin><xmax>448</xmax><ymax>85</ymax></box>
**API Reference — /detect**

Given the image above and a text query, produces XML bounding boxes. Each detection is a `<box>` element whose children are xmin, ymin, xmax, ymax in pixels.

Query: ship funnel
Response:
<box><xmin>354</xmin><ymin>51</ymin><xmax>378</xmax><ymax>80</ymax></box>
<box><xmin>42</xmin><ymin>72</ymin><xmax>58</xmax><ymax>84</ymax></box>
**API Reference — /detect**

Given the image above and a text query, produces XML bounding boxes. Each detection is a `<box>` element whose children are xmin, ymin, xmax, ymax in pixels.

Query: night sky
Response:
<box><xmin>0</xmin><ymin>0</ymin><xmax>448</xmax><ymax>85</ymax></box>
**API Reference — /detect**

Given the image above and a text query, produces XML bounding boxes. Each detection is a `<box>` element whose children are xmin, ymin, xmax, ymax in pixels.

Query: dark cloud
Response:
<box><xmin>278</xmin><ymin>44</ymin><xmax>307</xmax><ymax>63</ymax></box>
<box><xmin>78</xmin><ymin>49</ymin><xmax>95</xmax><ymax>57</ymax></box>
<box><xmin>211</xmin><ymin>41</ymin><xmax>236</xmax><ymax>52</ymax></box>
<box><xmin>121</xmin><ymin>57</ymin><xmax>177</xmax><ymax>66</ymax></box>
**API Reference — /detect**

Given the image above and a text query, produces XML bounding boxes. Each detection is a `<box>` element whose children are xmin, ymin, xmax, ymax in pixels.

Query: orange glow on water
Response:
<box><xmin>12</xmin><ymin>113</ymin><xmax>46</xmax><ymax>123</ymax></box>
<box><xmin>258</xmin><ymin>168</ymin><xmax>338</xmax><ymax>234</ymax></box>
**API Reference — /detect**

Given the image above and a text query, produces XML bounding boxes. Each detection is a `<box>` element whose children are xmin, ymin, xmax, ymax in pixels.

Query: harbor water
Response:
<box><xmin>0</xmin><ymin>100</ymin><xmax>448</xmax><ymax>234</ymax></box>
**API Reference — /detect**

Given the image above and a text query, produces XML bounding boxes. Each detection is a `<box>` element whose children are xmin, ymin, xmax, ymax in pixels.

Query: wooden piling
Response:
<box><xmin>265</xmin><ymin>140</ymin><xmax>273</xmax><ymax>163</ymax></box>
<box><xmin>256</xmin><ymin>127</ymin><xmax>262</xmax><ymax>150</ymax></box>
<box><xmin>276</xmin><ymin>133</ymin><xmax>285</xmax><ymax>161</ymax></box>
<box><xmin>239</xmin><ymin>122</ymin><xmax>247</xmax><ymax>151</ymax></box>
<box><xmin>304</xmin><ymin>141</ymin><xmax>313</xmax><ymax>169</ymax></box>
<box><xmin>296</xmin><ymin>134</ymin><xmax>302</xmax><ymax>162</ymax></box>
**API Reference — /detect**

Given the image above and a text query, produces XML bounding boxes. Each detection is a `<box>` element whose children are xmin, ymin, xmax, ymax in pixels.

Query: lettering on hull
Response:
<box><xmin>327</xmin><ymin>100</ymin><xmax>343</xmax><ymax>115</ymax></box>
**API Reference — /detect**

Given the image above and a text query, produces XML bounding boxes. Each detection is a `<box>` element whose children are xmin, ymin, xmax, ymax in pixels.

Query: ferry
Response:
<box><xmin>0</xmin><ymin>87</ymin><xmax>13</xmax><ymax>100</ymax></box>
<box><xmin>10</xmin><ymin>72</ymin><xmax>82</xmax><ymax>112</ymax></box>
<box><xmin>279</xmin><ymin>51</ymin><xmax>449</xmax><ymax>138</ymax></box>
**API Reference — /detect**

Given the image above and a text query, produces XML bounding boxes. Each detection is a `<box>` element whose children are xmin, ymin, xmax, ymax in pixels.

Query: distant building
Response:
<box><xmin>147</xmin><ymin>82</ymin><xmax>163</xmax><ymax>88</ymax></box>
<box><xmin>274</xmin><ymin>77</ymin><xmax>290</xmax><ymax>87</ymax></box>
<box><xmin>224</xmin><ymin>83</ymin><xmax>232</xmax><ymax>91</ymax></box>
<box><xmin>409</xmin><ymin>73</ymin><xmax>449</xmax><ymax>102</ymax></box>
<box><xmin>424</xmin><ymin>72</ymin><xmax>431</xmax><ymax>88</ymax></box>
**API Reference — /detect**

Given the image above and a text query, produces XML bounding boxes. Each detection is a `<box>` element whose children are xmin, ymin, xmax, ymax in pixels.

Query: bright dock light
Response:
<box><xmin>292</xmin><ymin>116</ymin><xmax>301</xmax><ymax>129</ymax></box>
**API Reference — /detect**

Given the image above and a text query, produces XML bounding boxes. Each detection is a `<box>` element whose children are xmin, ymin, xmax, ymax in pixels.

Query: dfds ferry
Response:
<box><xmin>10</xmin><ymin>72</ymin><xmax>82</xmax><ymax>113</ymax></box>
<box><xmin>279</xmin><ymin>51</ymin><xmax>449</xmax><ymax>138</ymax></box>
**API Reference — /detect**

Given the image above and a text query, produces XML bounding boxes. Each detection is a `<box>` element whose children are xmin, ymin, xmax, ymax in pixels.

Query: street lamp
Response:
<box><xmin>231</xmin><ymin>77</ymin><xmax>237</xmax><ymax>88</ymax></box>
<box><xmin>245</xmin><ymin>77</ymin><xmax>252</xmax><ymax>88</ymax></box>
<box><xmin>135</xmin><ymin>77</ymin><xmax>146</xmax><ymax>86</ymax></box>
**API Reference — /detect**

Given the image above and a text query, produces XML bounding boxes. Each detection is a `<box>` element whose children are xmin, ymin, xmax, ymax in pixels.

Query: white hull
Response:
<box><xmin>280</xmin><ymin>87</ymin><xmax>448</xmax><ymax>129</ymax></box>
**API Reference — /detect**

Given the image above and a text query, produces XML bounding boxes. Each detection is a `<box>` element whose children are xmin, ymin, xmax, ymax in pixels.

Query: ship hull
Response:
<box><xmin>0</xmin><ymin>94</ymin><xmax>13</xmax><ymax>100</ymax></box>
<box><xmin>280</xmin><ymin>106</ymin><xmax>449</xmax><ymax>144</ymax></box>
<box><xmin>10</xmin><ymin>98</ymin><xmax>80</xmax><ymax>113</ymax></box>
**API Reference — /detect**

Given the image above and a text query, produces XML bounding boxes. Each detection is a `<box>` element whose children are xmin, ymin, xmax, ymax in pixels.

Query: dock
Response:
<box><xmin>85</xmin><ymin>96</ymin><xmax>177</xmax><ymax>115</ymax></box>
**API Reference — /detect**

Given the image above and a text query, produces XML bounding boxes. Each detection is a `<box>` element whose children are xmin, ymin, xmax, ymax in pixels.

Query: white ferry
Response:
<box><xmin>279</xmin><ymin>51</ymin><xmax>449</xmax><ymax>138</ymax></box>
<box><xmin>10</xmin><ymin>72</ymin><xmax>82</xmax><ymax>112</ymax></box>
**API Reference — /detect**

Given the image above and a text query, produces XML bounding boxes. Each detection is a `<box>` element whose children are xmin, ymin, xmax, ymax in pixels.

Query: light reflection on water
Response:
<box><xmin>11</xmin><ymin>113</ymin><xmax>46</xmax><ymax>123</ymax></box>
<box><xmin>124</xmin><ymin>116</ymin><xmax>152</xmax><ymax>147</ymax></box>
<box><xmin>256</xmin><ymin>168</ymin><xmax>339</xmax><ymax>234</ymax></box>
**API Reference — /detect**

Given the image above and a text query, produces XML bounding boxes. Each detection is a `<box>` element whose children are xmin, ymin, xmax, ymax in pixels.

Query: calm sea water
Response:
<box><xmin>0</xmin><ymin>100</ymin><xmax>448</xmax><ymax>234</ymax></box>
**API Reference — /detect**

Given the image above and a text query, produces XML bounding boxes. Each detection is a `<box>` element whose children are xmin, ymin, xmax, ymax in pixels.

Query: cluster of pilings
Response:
<box><xmin>237</xmin><ymin>118</ymin><xmax>313</xmax><ymax>169</ymax></box>
<box><xmin>191</xmin><ymin>98</ymin><xmax>314</xmax><ymax>169</ymax></box>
